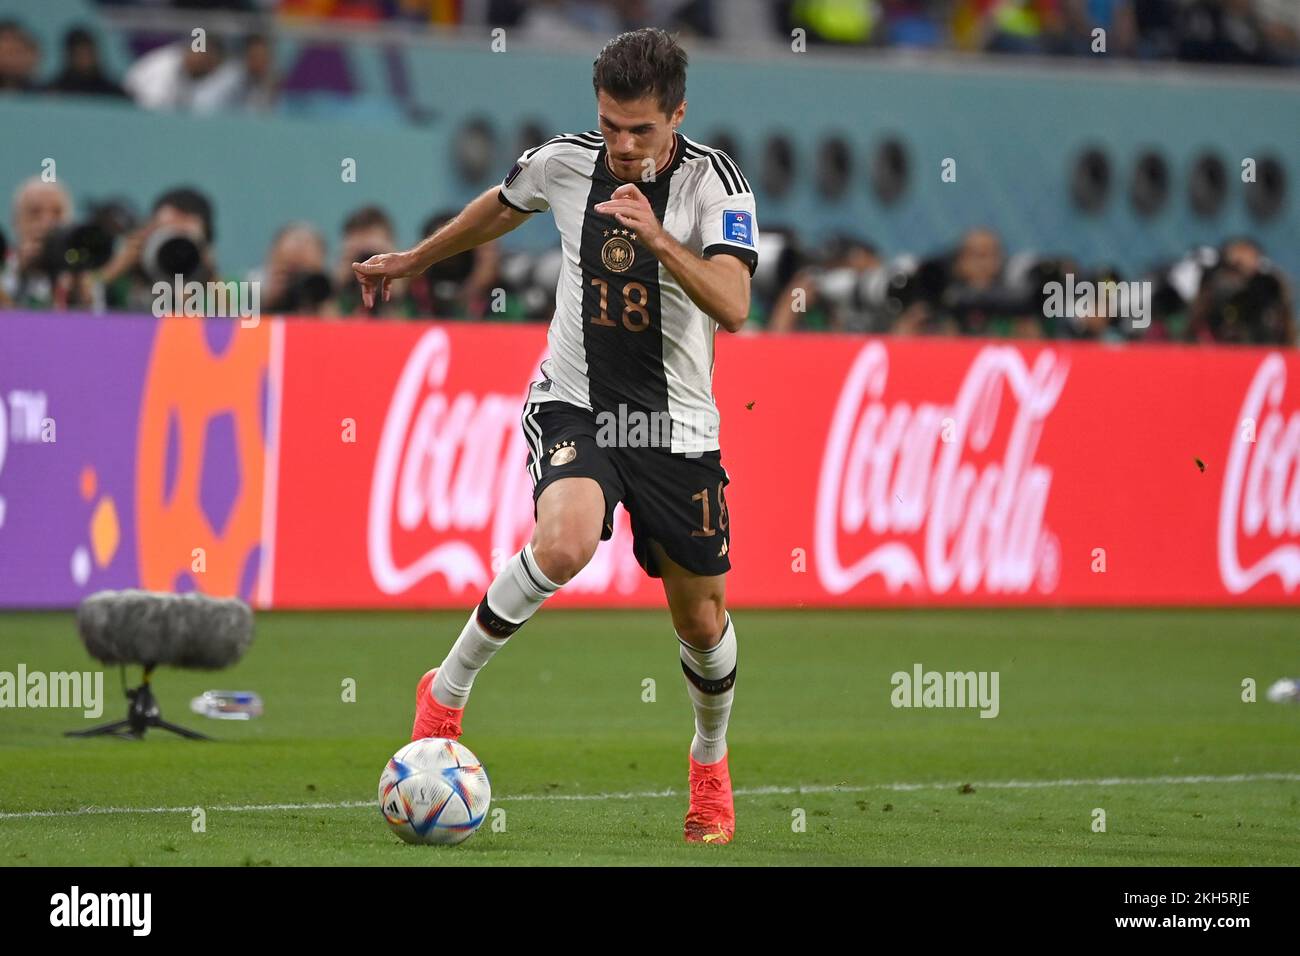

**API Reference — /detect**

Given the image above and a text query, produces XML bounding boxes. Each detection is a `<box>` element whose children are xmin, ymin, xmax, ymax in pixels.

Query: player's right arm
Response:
<box><xmin>352</xmin><ymin>186</ymin><xmax>530</xmax><ymax>308</ymax></box>
<box><xmin>354</xmin><ymin>142</ymin><xmax>555</xmax><ymax>308</ymax></box>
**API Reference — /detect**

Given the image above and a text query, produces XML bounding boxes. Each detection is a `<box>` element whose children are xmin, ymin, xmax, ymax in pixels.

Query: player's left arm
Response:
<box><xmin>595</xmin><ymin>183</ymin><xmax>751</xmax><ymax>333</ymax></box>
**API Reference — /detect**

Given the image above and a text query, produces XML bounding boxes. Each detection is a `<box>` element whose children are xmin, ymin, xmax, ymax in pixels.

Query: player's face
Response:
<box><xmin>596</xmin><ymin>90</ymin><xmax>685</xmax><ymax>182</ymax></box>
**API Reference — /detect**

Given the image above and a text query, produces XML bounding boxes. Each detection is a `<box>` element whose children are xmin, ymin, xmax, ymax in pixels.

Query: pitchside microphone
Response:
<box><xmin>68</xmin><ymin>590</ymin><xmax>255</xmax><ymax>741</ymax></box>
<box><xmin>77</xmin><ymin>589</ymin><xmax>253</xmax><ymax>669</ymax></box>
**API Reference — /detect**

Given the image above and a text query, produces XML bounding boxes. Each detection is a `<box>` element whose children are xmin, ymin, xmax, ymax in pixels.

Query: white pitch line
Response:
<box><xmin>0</xmin><ymin>772</ymin><xmax>1296</xmax><ymax>821</ymax></box>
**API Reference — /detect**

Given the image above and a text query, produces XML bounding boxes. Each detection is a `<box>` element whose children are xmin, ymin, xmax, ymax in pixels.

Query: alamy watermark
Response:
<box><xmin>50</xmin><ymin>886</ymin><xmax>151</xmax><ymax>936</ymax></box>
<box><xmin>1043</xmin><ymin>273</ymin><xmax>1152</xmax><ymax>330</ymax></box>
<box><xmin>593</xmin><ymin>403</ymin><xmax>718</xmax><ymax>458</ymax></box>
<box><xmin>0</xmin><ymin>665</ymin><xmax>103</xmax><ymax>718</ymax></box>
<box><xmin>152</xmin><ymin>274</ymin><xmax>261</xmax><ymax>327</ymax></box>
<box><xmin>890</xmin><ymin>663</ymin><xmax>999</xmax><ymax>718</ymax></box>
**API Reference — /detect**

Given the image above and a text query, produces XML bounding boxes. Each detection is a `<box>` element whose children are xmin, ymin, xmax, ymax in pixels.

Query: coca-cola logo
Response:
<box><xmin>1218</xmin><ymin>354</ymin><xmax>1300</xmax><ymax>594</ymax></box>
<box><xmin>815</xmin><ymin>343</ymin><xmax>1067</xmax><ymax>596</ymax></box>
<box><xmin>367</xmin><ymin>329</ymin><xmax>642</xmax><ymax>596</ymax></box>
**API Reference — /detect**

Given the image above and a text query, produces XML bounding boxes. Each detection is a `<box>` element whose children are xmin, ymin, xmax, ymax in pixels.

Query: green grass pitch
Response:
<box><xmin>0</xmin><ymin>608</ymin><xmax>1297</xmax><ymax>866</ymax></box>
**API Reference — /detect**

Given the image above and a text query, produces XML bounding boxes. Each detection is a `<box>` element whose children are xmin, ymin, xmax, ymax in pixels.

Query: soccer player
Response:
<box><xmin>353</xmin><ymin>28</ymin><xmax>758</xmax><ymax>845</ymax></box>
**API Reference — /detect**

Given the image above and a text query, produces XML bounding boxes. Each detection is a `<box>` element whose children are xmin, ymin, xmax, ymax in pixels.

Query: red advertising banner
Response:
<box><xmin>268</xmin><ymin>322</ymin><xmax>1300</xmax><ymax>608</ymax></box>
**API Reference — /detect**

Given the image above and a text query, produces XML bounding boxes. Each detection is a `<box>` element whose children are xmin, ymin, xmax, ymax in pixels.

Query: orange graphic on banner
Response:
<box><xmin>135</xmin><ymin>318</ymin><xmax>269</xmax><ymax>599</ymax></box>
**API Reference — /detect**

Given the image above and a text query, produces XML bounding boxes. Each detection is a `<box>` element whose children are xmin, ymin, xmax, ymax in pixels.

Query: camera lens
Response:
<box><xmin>156</xmin><ymin>235</ymin><xmax>201</xmax><ymax>277</ymax></box>
<box><xmin>143</xmin><ymin>228</ymin><xmax>204</xmax><ymax>280</ymax></box>
<box><xmin>292</xmin><ymin>271</ymin><xmax>333</xmax><ymax>309</ymax></box>
<box><xmin>37</xmin><ymin>223</ymin><xmax>113</xmax><ymax>273</ymax></box>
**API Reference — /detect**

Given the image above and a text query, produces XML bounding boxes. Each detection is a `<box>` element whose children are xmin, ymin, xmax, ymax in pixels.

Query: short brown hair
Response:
<box><xmin>592</xmin><ymin>28</ymin><xmax>687</xmax><ymax>117</ymax></box>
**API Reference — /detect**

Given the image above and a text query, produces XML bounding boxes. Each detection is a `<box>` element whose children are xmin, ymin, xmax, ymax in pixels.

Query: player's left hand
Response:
<box><xmin>594</xmin><ymin>184</ymin><xmax>664</xmax><ymax>249</ymax></box>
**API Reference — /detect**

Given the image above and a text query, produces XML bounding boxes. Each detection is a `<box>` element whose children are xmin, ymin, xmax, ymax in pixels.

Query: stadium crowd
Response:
<box><xmin>1</xmin><ymin>5</ymin><xmax>1293</xmax><ymax>342</ymax></box>
<box><xmin>89</xmin><ymin>1</ymin><xmax>1300</xmax><ymax>66</ymax></box>
<box><xmin>1</xmin><ymin>2</ymin><xmax>1298</xmax><ymax>116</ymax></box>
<box><xmin>2</xmin><ymin>176</ymin><xmax>1294</xmax><ymax>344</ymax></box>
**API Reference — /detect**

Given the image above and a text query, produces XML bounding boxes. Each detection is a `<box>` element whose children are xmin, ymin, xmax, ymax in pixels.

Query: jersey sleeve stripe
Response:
<box><xmin>497</xmin><ymin>189</ymin><xmax>541</xmax><ymax>214</ymax></box>
<box><xmin>704</xmin><ymin>243</ymin><xmax>758</xmax><ymax>277</ymax></box>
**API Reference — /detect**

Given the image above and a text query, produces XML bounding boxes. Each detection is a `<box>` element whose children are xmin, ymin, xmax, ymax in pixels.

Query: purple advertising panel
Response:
<box><xmin>0</xmin><ymin>312</ymin><xmax>272</xmax><ymax>608</ymax></box>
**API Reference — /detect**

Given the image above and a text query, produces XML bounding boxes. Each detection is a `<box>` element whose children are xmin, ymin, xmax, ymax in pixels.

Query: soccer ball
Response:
<box><xmin>379</xmin><ymin>738</ymin><xmax>492</xmax><ymax>845</ymax></box>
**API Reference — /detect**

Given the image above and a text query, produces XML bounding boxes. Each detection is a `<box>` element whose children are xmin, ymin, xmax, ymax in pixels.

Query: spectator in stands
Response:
<box><xmin>334</xmin><ymin>206</ymin><xmax>415</xmax><ymax>318</ymax></box>
<box><xmin>255</xmin><ymin>222</ymin><xmax>337</xmax><ymax>316</ymax></box>
<box><xmin>980</xmin><ymin>0</ymin><xmax>1068</xmax><ymax>54</ymax></box>
<box><xmin>1191</xmin><ymin>238</ymin><xmax>1295</xmax><ymax>345</ymax></box>
<box><xmin>510</xmin><ymin>0</ymin><xmax>624</xmax><ymax>40</ymax></box>
<box><xmin>45</xmin><ymin>26</ymin><xmax>126</xmax><ymax>99</ymax></box>
<box><xmin>1256</xmin><ymin>0</ymin><xmax>1300</xmax><ymax>64</ymax></box>
<box><xmin>123</xmin><ymin>34</ymin><xmax>233</xmax><ymax>112</ymax></box>
<box><xmin>778</xmin><ymin>0</ymin><xmax>879</xmax><ymax>45</ymax></box>
<box><xmin>171</xmin><ymin>0</ymin><xmax>263</xmax><ymax>9</ymax></box>
<box><xmin>97</xmin><ymin>186</ymin><xmax>220</xmax><ymax>311</ymax></box>
<box><xmin>200</xmin><ymin>33</ymin><xmax>279</xmax><ymax>112</ymax></box>
<box><xmin>1</xmin><ymin>178</ymin><xmax>77</xmax><ymax>308</ymax></box>
<box><xmin>1131</xmin><ymin>0</ymin><xmax>1179</xmax><ymax>58</ymax></box>
<box><xmin>880</xmin><ymin>0</ymin><xmax>945</xmax><ymax>48</ymax></box>
<box><xmin>1177</xmin><ymin>0</ymin><xmax>1270</xmax><ymax>65</ymax></box>
<box><xmin>239</xmin><ymin>33</ymin><xmax>278</xmax><ymax>109</ymax></box>
<box><xmin>278</xmin><ymin>0</ymin><xmax>428</xmax><ymax>23</ymax></box>
<box><xmin>1061</xmin><ymin>0</ymin><xmax>1137</xmax><ymax>55</ymax></box>
<box><xmin>0</xmin><ymin>19</ymin><xmax>40</xmax><ymax>93</ymax></box>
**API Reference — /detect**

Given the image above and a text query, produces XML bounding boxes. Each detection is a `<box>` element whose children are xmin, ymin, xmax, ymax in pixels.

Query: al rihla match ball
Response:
<box><xmin>379</xmin><ymin>738</ymin><xmax>492</xmax><ymax>845</ymax></box>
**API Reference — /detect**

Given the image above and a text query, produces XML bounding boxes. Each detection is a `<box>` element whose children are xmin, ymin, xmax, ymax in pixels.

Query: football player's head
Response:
<box><xmin>592</xmin><ymin>28</ymin><xmax>687</xmax><ymax>182</ymax></box>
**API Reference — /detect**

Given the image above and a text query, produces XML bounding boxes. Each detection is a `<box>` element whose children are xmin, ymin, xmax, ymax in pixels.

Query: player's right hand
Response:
<box><xmin>352</xmin><ymin>251</ymin><xmax>417</xmax><ymax>309</ymax></box>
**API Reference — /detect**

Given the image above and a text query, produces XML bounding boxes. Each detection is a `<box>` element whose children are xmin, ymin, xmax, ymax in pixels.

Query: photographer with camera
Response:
<box><xmin>891</xmin><ymin>228</ymin><xmax>1042</xmax><ymax>338</ymax></box>
<box><xmin>253</xmin><ymin>221</ymin><xmax>335</xmax><ymax>316</ymax></box>
<box><xmin>408</xmin><ymin>209</ymin><xmax>512</xmax><ymax>321</ymax></box>
<box><xmin>332</xmin><ymin>206</ymin><xmax>416</xmax><ymax>318</ymax></box>
<box><xmin>0</xmin><ymin>177</ymin><xmax>107</xmax><ymax>310</ymax></box>
<box><xmin>1191</xmin><ymin>238</ymin><xmax>1295</xmax><ymax>346</ymax></box>
<box><xmin>767</xmin><ymin>233</ymin><xmax>882</xmax><ymax>332</ymax></box>
<box><xmin>96</xmin><ymin>186</ymin><xmax>219</xmax><ymax>313</ymax></box>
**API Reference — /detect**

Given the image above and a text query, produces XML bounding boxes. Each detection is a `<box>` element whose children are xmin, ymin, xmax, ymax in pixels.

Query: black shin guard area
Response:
<box><xmin>681</xmin><ymin>660</ymin><xmax>737</xmax><ymax>694</ymax></box>
<box><xmin>475</xmin><ymin>597</ymin><xmax>522</xmax><ymax>639</ymax></box>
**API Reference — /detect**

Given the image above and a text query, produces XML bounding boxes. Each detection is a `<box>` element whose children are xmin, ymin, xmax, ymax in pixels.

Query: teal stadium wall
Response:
<box><xmin>1</xmin><ymin>10</ymin><xmax>1296</xmax><ymax>282</ymax></box>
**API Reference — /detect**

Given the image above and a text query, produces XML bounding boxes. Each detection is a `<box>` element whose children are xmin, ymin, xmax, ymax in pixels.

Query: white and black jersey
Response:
<box><xmin>498</xmin><ymin>130</ymin><xmax>759</xmax><ymax>455</ymax></box>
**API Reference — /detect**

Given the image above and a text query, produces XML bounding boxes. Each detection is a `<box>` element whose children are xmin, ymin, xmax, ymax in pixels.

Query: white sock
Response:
<box><xmin>431</xmin><ymin>543</ymin><xmax>560</xmax><ymax>708</ymax></box>
<box><xmin>678</xmin><ymin>612</ymin><xmax>737</xmax><ymax>765</ymax></box>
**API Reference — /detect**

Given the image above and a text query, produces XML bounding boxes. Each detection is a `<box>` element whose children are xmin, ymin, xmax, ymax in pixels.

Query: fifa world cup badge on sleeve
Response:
<box><xmin>723</xmin><ymin>210</ymin><xmax>753</xmax><ymax>246</ymax></box>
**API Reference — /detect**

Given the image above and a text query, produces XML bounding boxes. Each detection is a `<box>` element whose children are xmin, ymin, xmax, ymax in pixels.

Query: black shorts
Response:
<box><xmin>521</xmin><ymin>399</ymin><xmax>732</xmax><ymax>578</ymax></box>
